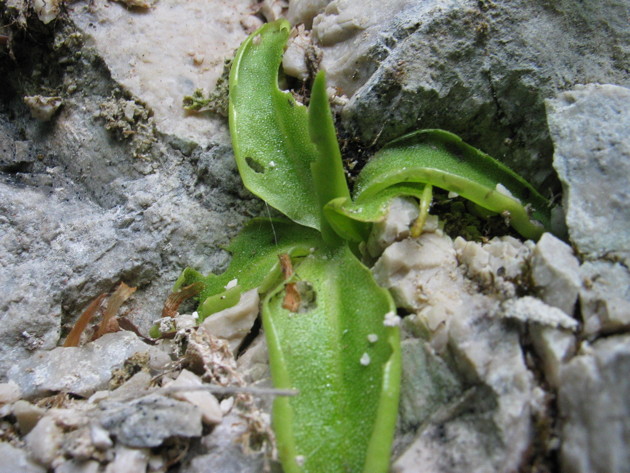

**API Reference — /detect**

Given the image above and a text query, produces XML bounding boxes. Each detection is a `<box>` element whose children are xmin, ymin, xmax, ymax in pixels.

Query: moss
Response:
<box><xmin>182</xmin><ymin>58</ymin><xmax>231</xmax><ymax>118</ymax></box>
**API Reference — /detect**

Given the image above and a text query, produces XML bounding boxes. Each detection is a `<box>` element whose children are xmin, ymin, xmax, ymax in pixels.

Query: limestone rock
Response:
<box><xmin>200</xmin><ymin>288</ymin><xmax>260</xmax><ymax>354</ymax></box>
<box><xmin>559</xmin><ymin>335</ymin><xmax>630</xmax><ymax>473</ymax></box>
<box><xmin>531</xmin><ymin>232</ymin><xmax>581</xmax><ymax>315</ymax></box>
<box><xmin>0</xmin><ymin>442</ymin><xmax>46</xmax><ymax>473</ymax></box>
<box><xmin>165</xmin><ymin>369</ymin><xmax>222</xmax><ymax>425</ymax></box>
<box><xmin>547</xmin><ymin>84</ymin><xmax>630</xmax><ymax>263</ymax></box>
<box><xmin>579</xmin><ymin>261</ymin><xmax>630</xmax><ymax>336</ymax></box>
<box><xmin>99</xmin><ymin>394</ymin><xmax>202</xmax><ymax>448</ymax></box>
<box><xmin>7</xmin><ymin>332</ymin><xmax>169</xmax><ymax>399</ymax></box>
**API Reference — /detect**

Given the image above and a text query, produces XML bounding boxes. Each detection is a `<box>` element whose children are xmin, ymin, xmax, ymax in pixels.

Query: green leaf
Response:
<box><xmin>355</xmin><ymin>129</ymin><xmax>552</xmax><ymax>240</ymax></box>
<box><xmin>176</xmin><ymin>218</ymin><xmax>322</xmax><ymax>318</ymax></box>
<box><xmin>263</xmin><ymin>245</ymin><xmax>401</xmax><ymax>473</ymax></box>
<box><xmin>229</xmin><ymin>19</ymin><xmax>321</xmax><ymax>230</ymax></box>
<box><xmin>308</xmin><ymin>70</ymin><xmax>353</xmax><ymax>244</ymax></box>
<box><xmin>324</xmin><ymin>183</ymin><xmax>427</xmax><ymax>242</ymax></box>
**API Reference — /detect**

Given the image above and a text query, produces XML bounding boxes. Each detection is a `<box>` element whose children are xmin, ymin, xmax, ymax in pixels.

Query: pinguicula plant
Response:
<box><xmin>173</xmin><ymin>19</ymin><xmax>551</xmax><ymax>473</ymax></box>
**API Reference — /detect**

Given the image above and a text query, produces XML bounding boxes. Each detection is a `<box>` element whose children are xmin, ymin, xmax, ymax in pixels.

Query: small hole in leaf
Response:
<box><xmin>245</xmin><ymin>157</ymin><xmax>265</xmax><ymax>174</ymax></box>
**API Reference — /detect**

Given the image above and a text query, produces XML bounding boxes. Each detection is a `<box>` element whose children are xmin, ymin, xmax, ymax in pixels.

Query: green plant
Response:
<box><xmin>175</xmin><ymin>19</ymin><xmax>551</xmax><ymax>473</ymax></box>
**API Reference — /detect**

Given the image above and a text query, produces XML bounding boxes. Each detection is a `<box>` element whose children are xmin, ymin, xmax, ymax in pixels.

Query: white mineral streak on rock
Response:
<box><xmin>7</xmin><ymin>331</ymin><xmax>169</xmax><ymax>399</ymax></box>
<box><xmin>559</xmin><ymin>335</ymin><xmax>630</xmax><ymax>473</ymax></box>
<box><xmin>68</xmin><ymin>0</ymin><xmax>257</xmax><ymax>147</ymax></box>
<box><xmin>200</xmin><ymin>288</ymin><xmax>260</xmax><ymax>353</ymax></box>
<box><xmin>25</xmin><ymin>416</ymin><xmax>64</xmax><ymax>467</ymax></box>
<box><xmin>165</xmin><ymin>369</ymin><xmax>222</xmax><ymax>425</ymax></box>
<box><xmin>366</xmin><ymin>197</ymin><xmax>420</xmax><ymax>258</ymax></box>
<box><xmin>531</xmin><ymin>232</ymin><xmax>581</xmax><ymax>315</ymax></box>
<box><xmin>579</xmin><ymin>260</ymin><xmax>630</xmax><ymax>336</ymax></box>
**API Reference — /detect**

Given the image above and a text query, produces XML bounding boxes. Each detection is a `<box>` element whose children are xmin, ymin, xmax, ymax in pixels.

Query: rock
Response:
<box><xmin>0</xmin><ymin>442</ymin><xmax>46</xmax><ymax>473</ymax></box>
<box><xmin>99</xmin><ymin>394</ymin><xmax>202</xmax><ymax>448</ymax></box>
<box><xmin>500</xmin><ymin>296</ymin><xmax>578</xmax><ymax>331</ymax></box>
<box><xmin>165</xmin><ymin>369</ymin><xmax>223</xmax><ymax>425</ymax></box>
<box><xmin>200</xmin><ymin>288</ymin><xmax>260</xmax><ymax>354</ymax></box>
<box><xmin>68</xmin><ymin>0</ymin><xmax>256</xmax><ymax>148</ymax></box>
<box><xmin>547</xmin><ymin>84</ymin><xmax>630</xmax><ymax>263</ymax></box>
<box><xmin>454</xmin><ymin>235</ymin><xmax>534</xmax><ymax>298</ymax></box>
<box><xmin>321</xmin><ymin>0</ymin><xmax>629</xmax><ymax>188</ymax></box>
<box><xmin>372</xmin><ymin>232</ymin><xmax>463</xmax><ymax>350</ymax></box>
<box><xmin>365</xmin><ymin>197</ymin><xmax>419</xmax><ymax>258</ymax></box>
<box><xmin>529</xmin><ymin>325</ymin><xmax>576</xmax><ymax>389</ymax></box>
<box><xmin>558</xmin><ymin>335</ymin><xmax>630</xmax><ymax>473</ymax></box>
<box><xmin>23</xmin><ymin>95</ymin><xmax>63</xmax><ymax>121</ymax></box>
<box><xmin>181</xmin><ymin>412</ymin><xmax>266</xmax><ymax>473</ymax></box>
<box><xmin>531</xmin><ymin>232</ymin><xmax>581</xmax><ymax>315</ymax></box>
<box><xmin>8</xmin><ymin>331</ymin><xmax>168</xmax><ymax>398</ymax></box>
<box><xmin>0</xmin><ymin>380</ymin><xmax>21</xmax><ymax>404</ymax></box>
<box><xmin>55</xmin><ymin>459</ymin><xmax>101</xmax><ymax>473</ymax></box>
<box><xmin>103</xmin><ymin>446</ymin><xmax>149</xmax><ymax>473</ymax></box>
<box><xmin>13</xmin><ymin>400</ymin><xmax>46</xmax><ymax>435</ymax></box>
<box><xmin>579</xmin><ymin>261</ymin><xmax>630</xmax><ymax>336</ymax></box>
<box><xmin>25</xmin><ymin>416</ymin><xmax>64</xmax><ymax>467</ymax></box>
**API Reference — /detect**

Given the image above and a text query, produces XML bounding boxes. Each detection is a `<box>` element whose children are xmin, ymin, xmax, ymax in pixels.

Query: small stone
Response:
<box><xmin>0</xmin><ymin>381</ymin><xmax>21</xmax><ymax>404</ymax></box>
<box><xmin>531</xmin><ymin>232</ymin><xmax>581</xmax><ymax>315</ymax></box>
<box><xmin>579</xmin><ymin>261</ymin><xmax>630</xmax><ymax>336</ymax></box>
<box><xmin>99</xmin><ymin>394</ymin><xmax>202</xmax><ymax>448</ymax></box>
<box><xmin>23</xmin><ymin>96</ymin><xmax>62</xmax><ymax>121</ymax></box>
<box><xmin>200</xmin><ymin>288</ymin><xmax>259</xmax><ymax>353</ymax></box>
<box><xmin>104</xmin><ymin>446</ymin><xmax>149</xmax><ymax>473</ymax></box>
<box><xmin>500</xmin><ymin>296</ymin><xmax>578</xmax><ymax>331</ymax></box>
<box><xmin>12</xmin><ymin>400</ymin><xmax>46</xmax><ymax>435</ymax></box>
<box><xmin>0</xmin><ymin>442</ymin><xmax>46</xmax><ymax>473</ymax></box>
<box><xmin>366</xmin><ymin>197</ymin><xmax>419</xmax><ymax>258</ymax></box>
<box><xmin>25</xmin><ymin>416</ymin><xmax>63</xmax><ymax>467</ymax></box>
<box><xmin>55</xmin><ymin>459</ymin><xmax>101</xmax><ymax>473</ymax></box>
<box><xmin>165</xmin><ymin>369</ymin><xmax>222</xmax><ymax>425</ymax></box>
<box><xmin>559</xmin><ymin>335</ymin><xmax>630</xmax><ymax>473</ymax></box>
<box><xmin>89</xmin><ymin>422</ymin><xmax>113</xmax><ymax>450</ymax></box>
<box><xmin>529</xmin><ymin>325</ymin><xmax>576</xmax><ymax>388</ymax></box>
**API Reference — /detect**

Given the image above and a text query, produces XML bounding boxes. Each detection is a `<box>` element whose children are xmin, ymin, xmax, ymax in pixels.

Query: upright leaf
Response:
<box><xmin>229</xmin><ymin>20</ymin><xmax>321</xmax><ymax>230</ymax></box>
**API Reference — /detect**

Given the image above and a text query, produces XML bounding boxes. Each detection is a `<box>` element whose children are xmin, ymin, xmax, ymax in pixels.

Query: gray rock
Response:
<box><xmin>529</xmin><ymin>325</ymin><xmax>576</xmax><ymax>389</ymax></box>
<box><xmin>180</xmin><ymin>412</ymin><xmax>266</xmax><ymax>473</ymax></box>
<box><xmin>99</xmin><ymin>394</ymin><xmax>202</xmax><ymax>448</ymax></box>
<box><xmin>579</xmin><ymin>261</ymin><xmax>630</xmax><ymax>336</ymax></box>
<box><xmin>7</xmin><ymin>332</ymin><xmax>168</xmax><ymax>398</ymax></box>
<box><xmin>0</xmin><ymin>441</ymin><xmax>46</xmax><ymax>473</ymax></box>
<box><xmin>531</xmin><ymin>233</ymin><xmax>581</xmax><ymax>315</ymax></box>
<box><xmin>322</xmin><ymin>0</ymin><xmax>630</xmax><ymax>187</ymax></box>
<box><xmin>558</xmin><ymin>335</ymin><xmax>630</xmax><ymax>473</ymax></box>
<box><xmin>0</xmin><ymin>4</ymin><xmax>263</xmax><ymax>375</ymax></box>
<box><xmin>547</xmin><ymin>84</ymin><xmax>630</xmax><ymax>263</ymax></box>
<box><xmin>500</xmin><ymin>296</ymin><xmax>578</xmax><ymax>331</ymax></box>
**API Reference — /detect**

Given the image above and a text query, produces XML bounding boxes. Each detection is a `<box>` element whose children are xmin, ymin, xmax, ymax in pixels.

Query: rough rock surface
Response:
<box><xmin>305</xmin><ymin>0</ymin><xmax>630</xmax><ymax>188</ymax></box>
<box><xmin>7</xmin><ymin>331</ymin><xmax>169</xmax><ymax>398</ymax></box>
<box><xmin>0</xmin><ymin>1</ymin><xmax>262</xmax><ymax>376</ymax></box>
<box><xmin>559</xmin><ymin>335</ymin><xmax>630</xmax><ymax>473</ymax></box>
<box><xmin>547</xmin><ymin>84</ymin><xmax>630</xmax><ymax>263</ymax></box>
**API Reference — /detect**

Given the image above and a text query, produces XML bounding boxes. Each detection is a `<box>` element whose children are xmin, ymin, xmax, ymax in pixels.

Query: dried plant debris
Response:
<box><xmin>182</xmin><ymin>58</ymin><xmax>232</xmax><ymax>118</ymax></box>
<box><xmin>63</xmin><ymin>282</ymin><xmax>136</xmax><ymax>348</ymax></box>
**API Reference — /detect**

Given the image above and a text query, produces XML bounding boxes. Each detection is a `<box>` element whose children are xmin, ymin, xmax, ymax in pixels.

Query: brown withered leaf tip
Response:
<box><xmin>94</xmin><ymin>282</ymin><xmax>137</xmax><ymax>340</ymax></box>
<box><xmin>161</xmin><ymin>282</ymin><xmax>204</xmax><ymax>318</ymax></box>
